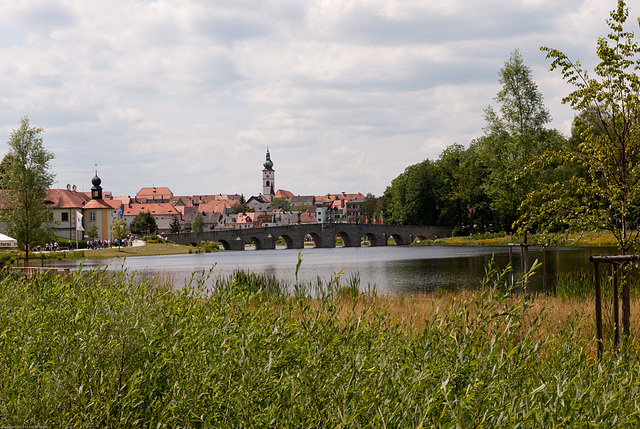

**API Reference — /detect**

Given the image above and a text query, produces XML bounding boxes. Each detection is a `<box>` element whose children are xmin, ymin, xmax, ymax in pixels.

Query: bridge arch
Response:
<box><xmin>336</xmin><ymin>230</ymin><xmax>359</xmax><ymax>247</ymax></box>
<box><xmin>274</xmin><ymin>234</ymin><xmax>303</xmax><ymax>249</ymax></box>
<box><xmin>389</xmin><ymin>233</ymin><xmax>410</xmax><ymax>246</ymax></box>
<box><xmin>305</xmin><ymin>232</ymin><xmax>322</xmax><ymax>248</ymax></box>
<box><xmin>218</xmin><ymin>239</ymin><xmax>232</xmax><ymax>250</ymax></box>
<box><xmin>248</xmin><ymin>235</ymin><xmax>264</xmax><ymax>250</ymax></box>
<box><xmin>361</xmin><ymin>232</ymin><xmax>377</xmax><ymax>246</ymax></box>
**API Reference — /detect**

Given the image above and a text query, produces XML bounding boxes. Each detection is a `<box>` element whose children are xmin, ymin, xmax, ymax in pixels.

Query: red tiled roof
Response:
<box><xmin>274</xmin><ymin>189</ymin><xmax>294</xmax><ymax>199</ymax></box>
<box><xmin>136</xmin><ymin>187</ymin><xmax>173</xmax><ymax>200</ymax></box>
<box><xmin>84</xmin><ymin>199</ymin><xmax>115</xmax><ymax>210</ymax></box>
<box><xmin>123</xmin><ymin>203</ymin><xmax>180</xmax><ymax>216</ymax></box>
<box><xmin>46</xmin><ymin>189</ymin><xmax>90</xmax><ymax>209</ymax></box>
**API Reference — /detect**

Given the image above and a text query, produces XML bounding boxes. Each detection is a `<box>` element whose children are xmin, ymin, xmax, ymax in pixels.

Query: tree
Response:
<box><xmin>477</xmin><ymin>50</ymin><xmax>565</xmax><ymax>231</ymax></box>
<box><xmin>0</xmin><ymin>117</ymin><xmax>55</xmax><ymax>259</ymax></box>
<box><xmin>380</xmin><ymin>159</ymin><xmax>441</xmax><ymax>225</ymax></box>
<box><xmin>230</xmin><ymin>194</ymin><xmax>251</xmax><ymax>214</ymax></box>
<box><xmin>522</xmin><ymin>1</ymin><xmax>640</xmax><ymax>252</ymax></box>
<box><xmin>169</xmin><ymin>215</ymin><xmax>180</xmax><ymax>233</ymax></box>
<box><xmin>111</xmin><ymin>220</ymin><xmax>128</xmax><ymax>250</ymax></box>
<box><xmin>191</xmin><ymin>213</ymin><xmax>204</xmax><ymax>247</ymax></box>
<box><xmin>87</xmin><ymin>224</ymin><xmax>99</xmax><ymax>241</ymax></box>
<box><xmin>291</xmin><ymin>203</ymin><xmax>311</xmax><ymax>213</ymax></box>
<box><xmin>130</xmin><ymin>211</ymin><xmax>157</xmax><ymax>236</ymax></box>
<box><xmin>269</xmin><ymin>197</ymin><xmax>291</xmax><ymax>211</ymax></box>
<box><xmin>360</xmin><ymin>193</ymin><xmax>379</xmax><ymax>223</ymax></box>
<box><xmin>0</xmin><ymin>153</ymin><xmax>17</xmax><ymax>189</ymax></box>
<box><xmin>434</xmin><ymin>143</ymin><xmax>494</xmax><ymax>230</ymax></box>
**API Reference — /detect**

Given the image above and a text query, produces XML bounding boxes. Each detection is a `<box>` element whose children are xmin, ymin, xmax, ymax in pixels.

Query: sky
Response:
<box><xmin>0</xmin><ymin>0</ymin><xmax>629</xmax><ymax>198</ymax></box>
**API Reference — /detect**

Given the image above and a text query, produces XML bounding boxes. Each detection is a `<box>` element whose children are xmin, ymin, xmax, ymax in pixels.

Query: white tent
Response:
<box><xmin>0</xmin><ymin>233</ymin><xmax>17</xmax><ymax>248</ymax></box>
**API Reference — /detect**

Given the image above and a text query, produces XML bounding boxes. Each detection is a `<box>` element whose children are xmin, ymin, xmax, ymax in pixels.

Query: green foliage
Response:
<box><xmin>169</xmin><ymin>215</ymin><xmax>180</xmax><ymax>233</ymax></box>
<box><xmin>2</xmin><ymin>265</ymin><xmax>640</xmax><ymax>426</ymax></box>
<box><xmin>87</xmin><ymin>224</ymin><xmax>99</xmax><ymax>241</ymax></box>
<box><xmin>360</xmin><ymin>192</ymin><xmax>379</xmax><ymax>223</ymax></box>
<box><xmin>191</xmin><ymin>213</ymin><xmax>204</xmax><ymax>237</ymax></box>
<box><xmin>380</xmin><ymin>159</ymin><xmax>440</xmax><ymax>225</ymax></box>
<box><xmin>0</xmin><ymin>117</ymin><xmax>55</xmax><ymax>257</ymax></box>
<box><xmin>129</xmin><ymin>211</ymin><xmax>157</xmax><ymax>236</ymax></box>
<box><xmin>110</xmin><ymin>220</ymin><xmax>128</xmax><ymax>247</ymax></box>
<box><xmin>477</xmin><ymin>50</ymin><xmax>566</xmax><ymax>230</ymax></box>
<box><xmin>291</xmin><ymin>203</ymin><xmax>311</xmax><ymax>213</ymax></box>
<box><xmin>269</xmin><ymin>197</ymin><xmax>291</xmax><ymax>211</ymax></box>
<box><xmin>144</xmin><ymin>235</ymin><xmax>165</xmax><ymax>244</ymax></box>
<box><xmin>526</xmin><ymin>1</ymin><xmax>640</xmax><ymax>252</ymax></box>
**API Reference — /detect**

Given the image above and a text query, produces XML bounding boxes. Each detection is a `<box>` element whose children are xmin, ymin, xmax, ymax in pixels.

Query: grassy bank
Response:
<box><xmin>418</xmin><ymin>230</ymin><xmax>620</xmax><ymax>247</ymax></box>
<box><xmin>2</xmin><ymin>263</ymin><xmax>640</xmax><ymax>427</ymax></box>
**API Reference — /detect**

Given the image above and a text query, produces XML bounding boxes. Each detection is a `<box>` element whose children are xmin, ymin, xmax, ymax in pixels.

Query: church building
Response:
<box><xmin>262</xmin><ymin>148</ymin><xmax>275</xmax><ymax>202</ymax></box>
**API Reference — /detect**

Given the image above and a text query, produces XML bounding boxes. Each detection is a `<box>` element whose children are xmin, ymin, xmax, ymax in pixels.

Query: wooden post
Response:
<box><xmin>594</xmin><ymin>261</ymin><xmax>603</xmax><ymax>360</ymax></box>
<box><xmin>523</xmin><ymin>245</ymin><xmax>530</xmax><ymax>294</ymax></box>
<box><xmin>542</xmin><ymin>246</ymin><xmax>547</xmax><ymax>294</ymax></box>
<box><xmin>622</xmin><ymin>267</ymin><xmax>631</xmax><ymax>354</ymax></box>
<box><xmin>612</xmin><ymin>265</ymin><xmax>619</xmax><ymax>349</ymax></box>
<box><xmin>509</xmin><ymin>246</ymin><xmax>514</xmax><ymax>288</ymax></box>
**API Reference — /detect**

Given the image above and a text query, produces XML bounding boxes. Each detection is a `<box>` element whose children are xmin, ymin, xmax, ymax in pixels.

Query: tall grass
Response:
<box><xmin>1</xmin><ymin>263</ymin><xmax>640</xmax><ymax>426</ymax></box>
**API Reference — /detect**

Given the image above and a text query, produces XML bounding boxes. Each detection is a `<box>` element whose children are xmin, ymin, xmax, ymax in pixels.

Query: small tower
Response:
<box><xmin>91</xmin><ymin>167</ymin><xmax>103</xmax><ymax>200</ymax></box>
<box><xmin>262</xmin><ymin>148</ymin><xmax>275</xmax><ymax>202</ymax></box>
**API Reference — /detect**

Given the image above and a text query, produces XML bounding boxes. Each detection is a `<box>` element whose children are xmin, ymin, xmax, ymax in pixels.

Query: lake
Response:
<box><xmin>47</xmin><ymin>245</ymin><xmax>618</xmax><ymax>294</ymax></box>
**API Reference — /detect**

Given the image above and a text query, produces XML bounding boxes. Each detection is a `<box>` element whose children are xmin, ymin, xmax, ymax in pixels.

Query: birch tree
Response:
<box><xmin>0</xmin><ymin>117</ymin><xmax>55</xmax><ymax>259</ymax></box>
<box><xmin>520</xmin><ymin>0</ymin><xmax>640</xmax><ymax>252</ymax></box>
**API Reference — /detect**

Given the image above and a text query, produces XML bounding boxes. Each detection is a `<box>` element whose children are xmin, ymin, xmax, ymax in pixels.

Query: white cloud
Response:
<box><xmin>0</xmin><ymin>0</ymin><xmax>634</xmax><ymax>197</ymax></box>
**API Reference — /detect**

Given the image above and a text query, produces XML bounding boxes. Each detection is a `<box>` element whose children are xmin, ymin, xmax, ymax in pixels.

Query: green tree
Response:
<box><xmin>169</xmin><ymin>215</ymin><xmax>180</xmax><ymax>233</ymax></box>
<box><xmin>0</xmin><ymin>153</ymin><xmax>17</xmax><ymax>189</ymax></box>
<box><xmin>522</xmin><ymin>1</ymin><xmax>640</xmax><ymax>252</ymax></box>
<box><xmin>291</xmin><ymin>203</ymin><xmax>311</xmax><ymax>213</ymax></box>
<box><xmin>269</xmin><ymin>197</ymin><xmax>291</xmax><ymax>211</ymax></box>
<box><xmin>0</xmin><ymin>117</ymin><xmax>55</xmax><ymax>259</ymax></box>
<box><xmin>111</xmin><ymin>220</ymin><xmax>128</xmax><ymax>250</ymax></box>
<box><xmin>230</xmin><ymin>194</ymin><xmax>252</xmax><ymax>214</ymax></box>
<box><xmin>478</xmin><ymin>50</ymin><xmax>565</xmax><ymax>231</ymax></box>
<box><xmin>380</xmin><ymin>159</ymin><xmax>441</xmax><ymax>225</ymax></box>
<box><xmin>87</xmin><ymin>224</ymin><xmax>99</xmax><ymax>241</ymax></box>
<box><xmin>130</xmin><ymin>211</ymin><xmax>157</xmax><ymax>236</ymax></box>
<box><xmin>360</xmin><ymin>193</ymin><xmax>379</xmax><ymax>223</ymax></box>
<box><xmin>191</xmin><ymin>213</ymin><xmax>204</xmax><ymax>247</ymax></box>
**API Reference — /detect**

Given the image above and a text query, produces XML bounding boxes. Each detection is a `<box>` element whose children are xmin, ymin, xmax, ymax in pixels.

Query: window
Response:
<box><xmin>61</xmin><ymin>212</ymin><xmax>68</xmax><ymax>222</ymax></box>
<box><xmin>89</xmin><ymin>212</ymin><xmax>96</xmax><ymax>222</ymax></box>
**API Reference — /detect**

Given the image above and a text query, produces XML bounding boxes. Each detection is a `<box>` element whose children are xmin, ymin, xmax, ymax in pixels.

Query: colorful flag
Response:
<box><xmin>76</xmin><ymin>211</ymin><xmax>84</xmax><ymax>231</ymax></box>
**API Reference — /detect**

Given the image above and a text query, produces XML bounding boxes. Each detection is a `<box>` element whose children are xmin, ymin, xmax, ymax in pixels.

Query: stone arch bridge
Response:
<box><xmin>165</xmin><ymin>224</ymin><xmax>452</xmax><ymax>251</ymax></box>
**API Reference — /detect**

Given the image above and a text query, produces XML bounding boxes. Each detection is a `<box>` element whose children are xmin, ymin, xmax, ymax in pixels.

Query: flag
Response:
<box><xmin>381</xmin><ymin>217</ymin><xmax>384</xmax><ymax>225</ymax></box>
<box><xmin>373</xmin><ymin>217</ymin><xmax>377</xmax><ymax>225</ymax></box>
<box><xmin>76</xmin><ymin>211</ymin><xmax>84</xmax><ymax>231</ymax></box>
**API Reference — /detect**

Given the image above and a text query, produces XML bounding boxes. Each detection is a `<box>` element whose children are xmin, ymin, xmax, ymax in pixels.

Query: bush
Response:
<box><xmin>144</xmin><ymin>235</ymin><xmax>165</xmax><ymax>244</ymax></box>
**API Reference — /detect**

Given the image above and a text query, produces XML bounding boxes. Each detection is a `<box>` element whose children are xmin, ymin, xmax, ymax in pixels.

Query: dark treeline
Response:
<box><xmin>379</xmin><ymin>50</ymin><xmax>577</xmax><ymax>234</ymax></box>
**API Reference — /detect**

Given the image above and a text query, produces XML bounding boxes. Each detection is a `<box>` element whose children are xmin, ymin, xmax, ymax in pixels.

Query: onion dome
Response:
<box><xmin>263</xmin><ymin>148</ymin><xmax>273</xmax><ymax>170</ymax></box>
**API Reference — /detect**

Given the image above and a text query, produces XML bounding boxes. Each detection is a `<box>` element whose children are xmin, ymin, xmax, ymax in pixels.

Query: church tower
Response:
<box><xmin>262</xmin><ymin>148</ymin><xmax>275</xmax><ymax>202</ymax></box>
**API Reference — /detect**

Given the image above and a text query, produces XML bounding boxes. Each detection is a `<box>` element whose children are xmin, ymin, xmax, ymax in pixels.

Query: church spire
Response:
<box><xmin>263</xmin><ymin>147</ymin><xmax>273</xmax><ymax>170</ymax></box>
<box><xmin>262</xmin><ymin>148</ymin><xmax>275</xmax><ymax>201</ymax></box>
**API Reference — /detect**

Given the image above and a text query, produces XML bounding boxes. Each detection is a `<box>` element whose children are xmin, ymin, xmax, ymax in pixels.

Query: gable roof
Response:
<box><xmin>274</xmin><ymin>189</ymin><xmax>294</xmax><ymax>199</ymax></box>
<box><xmin>136</xmin><ymin>187</ymin><xmax>173</xmax><ymax>201</ymax></box>
<box><xmin>46</xmin><ymin>189</ymin><xmax>91</xmax><ymax>209</ymax></box>
<box><xmin>84</xmin><ymin>199</ymin><xmax>116</xmax><ymax>210</ymax></box>
<box><xmin>123</xmin><ymin>202</ymin><xmax>180</xmax><ymax>217</ymax></box>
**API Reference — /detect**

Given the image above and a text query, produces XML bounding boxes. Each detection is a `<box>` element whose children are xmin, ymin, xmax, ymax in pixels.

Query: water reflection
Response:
<box><xmin>47</xmin><ymin>245</ymin><xmax>618</xmax><ymax>295</ymax></box>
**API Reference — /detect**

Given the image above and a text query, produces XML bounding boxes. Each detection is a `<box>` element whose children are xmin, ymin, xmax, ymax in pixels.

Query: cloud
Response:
<box><xmin>0</xmin><ymin>0</ymin><xmax>633</xmax><ymax>197</ymax></box>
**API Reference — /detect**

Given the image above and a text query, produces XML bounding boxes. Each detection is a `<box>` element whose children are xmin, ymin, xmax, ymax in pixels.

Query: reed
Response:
<box><xmin>1</xmin><ymin>263</ymin><xmax>640</xmax><ymax>427</ymax></box>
